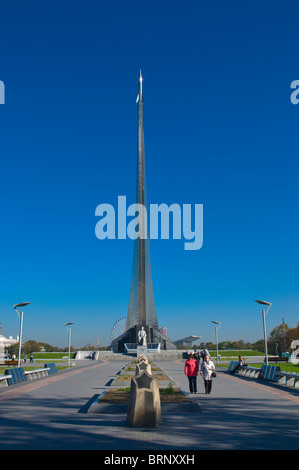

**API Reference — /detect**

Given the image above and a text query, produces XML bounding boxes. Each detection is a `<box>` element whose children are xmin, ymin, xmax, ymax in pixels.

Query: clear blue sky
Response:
<box><xmin>0</xmin><ymin>1</ymin><xmax>298</xmax><ymax>348</ymax></box>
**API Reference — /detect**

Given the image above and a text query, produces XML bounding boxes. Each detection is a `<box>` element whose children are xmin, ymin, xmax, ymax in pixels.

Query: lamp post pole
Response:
<box><xmin>262</xmin><ymin>309</ymin><xmax>268</xmax><ymax>364</ymax></box>
<box><xmin>282</xmin><ymin>317</ymin><xmax>287</xmax><ymax>354</ymax></box>
<box><xmin>255</xmin><ymin>300</ymin><xmax>272</xmax><ymax>366</ymax></box>
<box><xmin>13</xmin><ymin>302</ymin><xmax>30</xmax><ymax>368</ymax></box>
<box><xmin>65</xmin><ymin>322</ymin><xmax>74</xmax><ymax>367</ymax></box>
<box><xmin>211</xmin><ymin>321</ymin><xmax>221</xmax><ymax>364</ymax></box>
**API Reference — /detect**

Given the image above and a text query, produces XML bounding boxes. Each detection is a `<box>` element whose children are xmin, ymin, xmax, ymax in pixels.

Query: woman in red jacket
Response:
<box><xmin>184</xmin><ymin>353</ymin><xmax>199</xmax><ymax>394</ymax></box>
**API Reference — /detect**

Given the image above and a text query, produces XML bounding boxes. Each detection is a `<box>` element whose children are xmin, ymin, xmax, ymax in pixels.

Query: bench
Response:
<box><xmin>25</xmin><ymin>368</ymin><xmax>50</xmax><ymax>380</ymax></box>
<box><xmin>227</xmin><ymin>361</ymin><xmax>281</xmax><ymax>382</ymax></box>
<box><xmin>3</xmin><ymin>364</ymin><xmax>58</xmax><ymax>387</ymax></box>
<box><xmin>227</xmin><ymin>361</ymin><xmax>239</xmax><ymax>372</ymax></box>
<box><xmin>265</xmin><ymin>357</ymin><xmax>289</xmax><ymax>363</ymax></box>
<box><xmin>237</xmin><ymin>366</ymin><xmax>261</xmax><ymax>378</ymax></box>
<box><xmin>44</xmin><ymin>363</ymin><xmax>58</xmax><ymax>375</ymax></box>
<box><xmin>4</xmin><ymin>367</ymin><xmax>28</xmax><ymax>385</ymax></box>
<box><xmin>0</xmin><ymin>360</ymin><xmax>18</xmax><ymax>366</ymax></box>
<box><xmin>0</xmin><ymin>374</ymin><xmax>12</xmax><ymax>388</ymax></box>
<box><xmin>259</xmin><ymin>364</ymin><xmax>281</xmax><ymax>381</ymax></box>
<box><xmin>276</xmin><ymin>371</ymin><xmax>299</xmax><ymax>388</ymax></box>
<box><xmin>228</xmin><ymin>361</ymin><xmax>299</xmax><ymax>390</ymax></box>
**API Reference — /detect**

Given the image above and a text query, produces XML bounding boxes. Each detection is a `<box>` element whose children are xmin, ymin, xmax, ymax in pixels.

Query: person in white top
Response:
<box><xmin>200</xmin><ymin>355</ymin><xmax>216</xmax><ymax>394</ymax></box>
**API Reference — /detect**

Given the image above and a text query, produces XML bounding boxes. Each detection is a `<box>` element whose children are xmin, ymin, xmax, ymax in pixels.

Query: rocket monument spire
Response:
<box><xmin>126</xmin><ymin>71</ymin><xmax>158</xmax><ymax>331</ymax></box>
<box><xmin>138</xmin><ymin>70</ymin><xmax>143</xmax><ymax>102</ymax></box>
<box><xmin>111</xmin><ymin>72</ymin><xmax>176</xmax><ymax>351</ymax></box>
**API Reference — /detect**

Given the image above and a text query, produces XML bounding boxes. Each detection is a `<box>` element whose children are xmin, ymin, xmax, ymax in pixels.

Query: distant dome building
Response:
<box><xmin>0</xmin><ymin>326</ymin><xmax>19</xmax><ymax>360</ymax></box>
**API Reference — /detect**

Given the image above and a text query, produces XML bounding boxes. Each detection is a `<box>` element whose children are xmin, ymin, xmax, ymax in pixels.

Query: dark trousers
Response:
<box><xmin>204</xmin><ymin>379</ymin><xmax>212</xmax><ymax>394</ymax></box>
<box><xmin>230</xmin><ymin>365</ymin><xmax>241</xmax><ymax>374</ymax></box>
<box><xmin>188</xmin><ymin>376</ymin><xmax>197</xmax><ymax>393</ymax></box>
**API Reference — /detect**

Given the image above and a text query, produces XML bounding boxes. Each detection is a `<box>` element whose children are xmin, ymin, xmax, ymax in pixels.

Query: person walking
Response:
<box><xmin>199</xmin><ymin>348</ymin><xmax>210</xmax><ymax>364</ymax></box>
<box><xmin>200</xmin><ymin>355</ymin><xmax>216</xmax><ymax>394</ymax></box>
<box><xmin>184</xmin><ymin>353</ymin><xmax>199</xmax><ymax>394</ymax></box>
<box><xmin>193</xmin><ymin>349</ymin><xmax>199</xmax><ymax>362</ymax></box>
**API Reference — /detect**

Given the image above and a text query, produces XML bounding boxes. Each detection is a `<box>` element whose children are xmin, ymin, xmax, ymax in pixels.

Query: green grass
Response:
<box><xmin>24</xmin><ymin>352</ymin><xmax>75</xmax><ymax>360</ymax></box>
<box><xmin>159</xmin><ymin>382</ymin><xmax>175</xmax><ymax>395</ymax></box>
<box><xmin>219</xmin><ymin>363</ymin><xmax>299</xmax><ymax>373</ymax></box>
<box><xmin>209</xmin><ymin>350</ymin><xmax>264</xmax><ymax>357</ymax></box>
<box><xmin>0</xmin><ymin>365</ymin><xmax>69</xmax><ymax>375</ymax></box>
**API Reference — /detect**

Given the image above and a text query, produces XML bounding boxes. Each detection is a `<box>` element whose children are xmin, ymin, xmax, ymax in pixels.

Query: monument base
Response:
<box><xmin>111</xmin><ymin>324</ymin><xmax>177</xmax><ymax>353</ymax></box>
<box><xmin>137</xmin><ymin>345</ymin><xmax>147</xmax><ymax>357</ymax></box>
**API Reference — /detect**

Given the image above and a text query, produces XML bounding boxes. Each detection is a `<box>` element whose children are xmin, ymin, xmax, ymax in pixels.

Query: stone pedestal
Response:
<box><xmin>137</xmin><ymin>345</ymin><xmax>147</xmax><ymax>357</ymax></box>
<box><xmin>127</xmin><ymin>370</ymin><xmax>162</xmax><ymax>427</ymax></box>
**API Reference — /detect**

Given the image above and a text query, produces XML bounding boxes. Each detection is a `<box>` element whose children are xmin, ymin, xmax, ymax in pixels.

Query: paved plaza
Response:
<box><xmin>0</xmin><ymin>359</ymin><xmax>299</xmax><ymax>450</ymax></box>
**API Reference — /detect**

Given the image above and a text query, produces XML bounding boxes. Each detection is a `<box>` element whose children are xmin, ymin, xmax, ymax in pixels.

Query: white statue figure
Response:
<box><xmin>138</xmin><ymin>327</ymin><xmax>147</xmax><ymax>346</ymax></box>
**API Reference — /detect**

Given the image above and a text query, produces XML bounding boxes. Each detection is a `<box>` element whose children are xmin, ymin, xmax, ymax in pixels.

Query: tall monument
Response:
<box><xmin>112</xmin><ymin>71</ymin><xmax>176</xmax><ymax>352</ymax></box>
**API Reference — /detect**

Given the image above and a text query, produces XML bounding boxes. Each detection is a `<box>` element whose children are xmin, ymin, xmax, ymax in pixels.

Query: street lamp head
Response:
<box><xmin>211</xmin><ymin>320</ymin><xmax>221</xmax><ymax>325</ymax></box>
<box><xmin>255</xmin><ymin>300</ymin><xmax>272</xmax><ymax>315</ymax></box>
<box><xmin>255</xmin><ymin>300</ymin><xmax>271</xmax><ymax>306</ymax></box>
<box><xmin>13</xmin><ymin>302</ymin><xmax>31</xmax><ymax>309</ymax></box>
<box><xmin>65</xmin><ymin>322</ymin><xmax>74</xmax><ymax>327</ymax></box>
<box><xmin>255</xmin><ymin>300</ymin><xmax>272</xmax><ymax>316</ymax></box>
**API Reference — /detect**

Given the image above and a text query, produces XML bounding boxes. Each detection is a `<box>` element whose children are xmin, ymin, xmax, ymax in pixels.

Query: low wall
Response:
<box><xmin>96</xmin><ymin>350</ymin><xmax>185</xmax><ymax>361</ymax></box>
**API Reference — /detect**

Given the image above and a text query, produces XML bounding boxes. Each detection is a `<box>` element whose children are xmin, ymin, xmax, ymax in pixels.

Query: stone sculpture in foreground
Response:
<box><xmin>127</xmin><ymin>355</ymin><xmax>162</xmax><ymax>427</ymax></box>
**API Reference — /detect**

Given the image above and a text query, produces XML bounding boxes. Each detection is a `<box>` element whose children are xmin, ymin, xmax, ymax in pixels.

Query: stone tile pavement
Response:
<box><xmin>0</xmin><ymin>359</ymin><xmax>298</xmax><ymax>450</ymax></box>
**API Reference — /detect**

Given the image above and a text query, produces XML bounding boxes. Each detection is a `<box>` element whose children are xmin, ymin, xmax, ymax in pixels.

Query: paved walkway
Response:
<box><xmin>0</xmin><ymin>359</ymin><xmax>298</xmax><ymax>450</ymax></box>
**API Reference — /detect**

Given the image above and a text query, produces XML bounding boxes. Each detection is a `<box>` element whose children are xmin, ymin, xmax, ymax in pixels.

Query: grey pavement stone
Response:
<box><xmin>0</xmin><ymin>359</ymin><xmax>298</xmax><ymax>450</ymax></box>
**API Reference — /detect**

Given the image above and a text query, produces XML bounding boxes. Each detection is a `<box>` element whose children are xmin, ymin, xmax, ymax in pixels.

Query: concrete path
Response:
<box><xmin>0</xmin><ymin>359</ymin><xmax>298</xmax><ymax>450</ymax></box>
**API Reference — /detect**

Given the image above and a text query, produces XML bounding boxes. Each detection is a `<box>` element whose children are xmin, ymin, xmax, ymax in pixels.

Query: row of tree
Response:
<box><xmin>7</xmin><ymin>321</ymin><xmax>299</xmax><ymax>357</ymax></box>
<box><xmin>192</xmin><ymin>322</ymin><xmax>299</xmax><ymax>356</ymax></box>
<box><xmin>7</xmin><ymin>340</ymin><xmax>106</xmax><ymax>356</ymax></box>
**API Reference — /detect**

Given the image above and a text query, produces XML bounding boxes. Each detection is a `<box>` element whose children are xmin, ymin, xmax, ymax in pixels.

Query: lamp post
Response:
<box><xmin>255</xmin><ymin>300</ymin><xmax>272</xmax><ymax>366</ymax></box>
<box><xmin>282</xmin><ymin>317</ymin><xmax>287</xmax><ymax>355</ymax></box>
<box><xmin>65</xmin><ymin>322</ymin><xmax>74</xmax><ymax>367</ymax></box>
<box><xmin>13</xmin><ymin>302</ymin><xmax>31</xmax><ymax>367</ymax></box>
<box><xmin>211</xmin><ymin>321</ymin><xmax>221</xmax><ymax>364</ymax></box>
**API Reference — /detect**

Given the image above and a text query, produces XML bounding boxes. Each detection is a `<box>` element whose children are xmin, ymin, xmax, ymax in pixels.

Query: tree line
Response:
<box><xmin>7</xmin><ymin>321</ymin><xmax>299</xmax><ymax>357</ymax></box>
<box><xmin>7</xmin><ymin>340</ymin><xmax>107</xmax><ymax>356</ymax></box>
<box><xmin>179</xmin><ymin>321</ymin><xmax>299</xmax><ymax>356</ymax></box>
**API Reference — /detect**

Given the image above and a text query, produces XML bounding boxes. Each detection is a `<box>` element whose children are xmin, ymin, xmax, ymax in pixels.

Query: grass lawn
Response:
<box><xmin>209</xmin><ymin>350</ymin><xmax>264</xmax><ymax>357</ymax></box>
<box><xmin>26</xmin><ymin>352</ymin><xmax>75</xmax><ymax>361</ymax></box>
<box><xmin>218</xmin><ymin>363</ymin><xmax>299</xmax><ymax>373</ymax></box>
<box><xmin>100</xmin><ymin>386</ymin><xmax>189</xmax><ymax>404</ymax></box>
<box><xmin>0</xmin><ymin>365</ymin><xmax>69</xmax><ymax>375</ymax></box>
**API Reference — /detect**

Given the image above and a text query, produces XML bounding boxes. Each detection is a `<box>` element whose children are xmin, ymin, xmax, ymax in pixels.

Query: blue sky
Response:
<box><xmin>0</xmin><ymin>1</ymin><xmax>298</xmax><ymax>347</ymax></box>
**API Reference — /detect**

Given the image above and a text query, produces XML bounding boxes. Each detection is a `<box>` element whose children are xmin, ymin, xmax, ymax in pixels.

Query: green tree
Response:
<box><xmin>251</xmin><ymin>339</ymin><xmax>265</xmax><ymax>353</ymax></box>
<box><xmin>287</xmin><ymin>322</ymin><xmax>299</xmax><ymax>349</ymax></box>
<box><xmin>268</xmin><ymin>323</ymin><xmax>290</xmax><ymax>355</ymax></box>
<box><xmin>23</xmin><ymin>340</ymin><xmax>40</xmax><ymax>355</ymax></box>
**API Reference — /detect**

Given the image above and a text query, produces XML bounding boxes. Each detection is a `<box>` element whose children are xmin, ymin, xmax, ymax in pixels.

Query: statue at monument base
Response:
<box><xmin>138</xmin><ymin>326</ymin><xmax>147</xmax><ymax>346</ymax></box>
<box><xmin>111</xmin><ymin>323</ymin><xmax>177</xmax><ymax>352</ymax></box>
